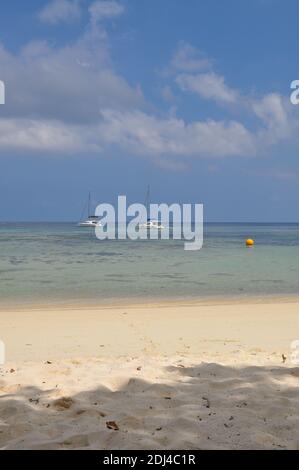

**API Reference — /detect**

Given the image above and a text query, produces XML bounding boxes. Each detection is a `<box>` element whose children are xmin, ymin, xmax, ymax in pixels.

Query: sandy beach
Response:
<box><xmin>1</xmin><ymin>298</ymin><xmax>299</xmax><ymax>450</ymax></box>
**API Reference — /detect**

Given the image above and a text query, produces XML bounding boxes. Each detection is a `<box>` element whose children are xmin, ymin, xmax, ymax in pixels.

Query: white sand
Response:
<box><xmin>1</xmin><ymin>298</ymin><xmax>299</xmax><ymax>449</ymax></box>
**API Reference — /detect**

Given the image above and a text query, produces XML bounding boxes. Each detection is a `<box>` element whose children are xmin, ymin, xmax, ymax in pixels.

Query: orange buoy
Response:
<box><xmin>246</xmin><ymin>238</ymin><xmax>254</xmax><ymax>247</ymax></box>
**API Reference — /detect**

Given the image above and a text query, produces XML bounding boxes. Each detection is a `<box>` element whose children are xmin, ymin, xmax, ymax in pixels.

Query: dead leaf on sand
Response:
<box><xmin>29</xmin><ymin>398</ymin><xmax>40</xmax><ymax>405</ymax></box>
<box><xmin>106</xmin><ymin>421</ymin><xmax>119</xmax><ymax>431</ymax></box>
<box><xmin>202</xmin><ymin>396</ymin><xmax>211</xmax><ymax>408</ymax></box>
<box><xmin>282</xmin><ymin>354</ymin><xmax>287</xmax><ymax>363</ymax></box>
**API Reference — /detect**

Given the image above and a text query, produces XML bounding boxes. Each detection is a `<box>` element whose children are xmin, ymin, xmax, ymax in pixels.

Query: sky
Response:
<box><xmin>0</xmin><ymin>0</ymin><xmax>299</xmax><ymax>222</ymax></box>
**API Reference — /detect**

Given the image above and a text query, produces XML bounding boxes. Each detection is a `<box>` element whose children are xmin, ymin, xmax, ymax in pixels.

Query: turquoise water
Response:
<box><xmin>0</xmin><ymin>223</ymin><xmax>299</xmax><ymax>306</ymax></box>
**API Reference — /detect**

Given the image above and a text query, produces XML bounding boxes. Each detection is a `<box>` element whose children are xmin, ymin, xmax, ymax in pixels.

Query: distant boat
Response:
<box><xmin>78</xmin><ymin>192</ymin><xmax>102</xmax><ymax>227</ymax></box>
<box><xmin>139</xmin><ymin>185</ymin><xmax>164</xmax><ymax>230</ymax></box>
<box><xmin>141</xmin><ymin>219</ymin><xmax>165</xmax><ymax>229</ymax></box>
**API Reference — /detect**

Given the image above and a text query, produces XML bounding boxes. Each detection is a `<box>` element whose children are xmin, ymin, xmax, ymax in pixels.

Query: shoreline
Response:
<box><xmin>2</xmin><ymin>293</ymin><xmax>299</xmax><ymax>312</ymax></box>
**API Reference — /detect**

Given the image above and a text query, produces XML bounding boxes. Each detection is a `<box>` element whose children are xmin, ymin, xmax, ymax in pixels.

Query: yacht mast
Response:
<box><xmin>144</xmin><ymin>185</ymin><xmax>150</xmax><ymax>219</ymax></box>
<box><xmin>88</xmin><ymin>192</ymin><xmax>91</xmax><ymax>218</ymax></box>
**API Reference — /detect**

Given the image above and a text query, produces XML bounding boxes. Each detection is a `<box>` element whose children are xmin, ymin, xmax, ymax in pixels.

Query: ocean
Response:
<box><xmin>0</xmin><ymin>222</ymin><xmax>299</xmax><ymax>306</ymax></box>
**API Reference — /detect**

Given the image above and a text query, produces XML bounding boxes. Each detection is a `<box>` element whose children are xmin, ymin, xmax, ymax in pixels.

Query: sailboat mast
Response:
<box><xmin>145</xmin><ymin>185</ymin><xmax>150</xmax><ymax>210</ymax></box>
<box><xmin>144</xmin><ymin>185</ymin><xmax>150</xmax><ymax>220</ymax></box>
<box><xmin>88</xmin><ymin>192</ymin><xmax>91</xmax><ymax>218</ymax></box>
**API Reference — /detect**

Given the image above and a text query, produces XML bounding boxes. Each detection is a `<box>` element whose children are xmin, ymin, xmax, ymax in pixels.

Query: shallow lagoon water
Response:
<box><xmin>0</xmin><ymin>223</ymin><xmax>299</xmax><ymax>306</ymax></box>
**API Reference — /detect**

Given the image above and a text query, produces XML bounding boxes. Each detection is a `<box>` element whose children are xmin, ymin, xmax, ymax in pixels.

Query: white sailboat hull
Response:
<box><xmin>78</xmin><ymin>221</ymin><xmax>102</xmax><ymax>227</ymax></box>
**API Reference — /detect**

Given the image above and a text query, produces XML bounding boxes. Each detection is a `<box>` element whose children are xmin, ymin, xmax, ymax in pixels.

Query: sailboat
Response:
<box><xmin>139</xmin><ymin>185</ymin><xmax>164</xmax><ymax>229</ymax></box>
<box><xmin>78</xmin><ymin>192</ymin><xmax>102</xmax><ymax>227</ymax></box>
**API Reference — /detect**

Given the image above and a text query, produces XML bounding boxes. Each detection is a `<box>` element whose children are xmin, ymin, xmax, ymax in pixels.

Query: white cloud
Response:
<box><xmin>89</xmin><ymin>0</ymin><xmax>124</xmax><ymax>23</ymax></box>
<box><xmin>0</xmin><ymin>7</ymin><xmax>298</xmax><ymax>166</ymax></box>
<box><xmin>98</xmin><ymin>110</ymin><xmax>256</xmax><ymax>158</ymax></box>
<box><xmin>252</xmin><ymin>93</ymin><xmax>299</xmax><ymax>148</ymax></box>
<box><xmin>171</xmin><ymin>41</ymin><xmax>211</xmax><ymax>72</ymax></box>
<box><xmin>0</xmin><ymin>118</ymin><xmax>88</xmax><ymax>153</ymax></box>
<box><xmin>0</xmin><ymin>27</ymin><xmax>143</xmax><ymax>124</ymax></box>
<box><xmin>39</xmin><ymin>0</ymin><xmax>82</xmax><ymax>24</ymax></box>
<box><xmin>170</xmin><ymin>43</ymin><xmax>238</xmax><ymax>105</ymax></box>
<box><xmin>253</xmin><ymin>93</ymin><xmax>288</xmax><ymax>130</ymax></box>
<box><xmin>0</xmin><ymin>90</ymin><xmax>297</xmax><ymax>160</ymax></box>
<box><xmin>176</xmin><ymin>72</ymin><xmax>238</xmax><ymax>104</ymax></box>
<box><xmin>171</xmin><ymin>43</ymin><xmax>299</xmax><ymax>153</ymax></box>
<box><xmin>0</xmin><ymin>111</ymin><xmax>256</xmax><ymax>158</ymax></box>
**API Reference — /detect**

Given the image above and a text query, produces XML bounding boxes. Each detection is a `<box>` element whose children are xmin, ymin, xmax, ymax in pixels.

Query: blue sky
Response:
<box><xmin>0</xmin><ymin>0</ymin><xmax>299</xmax><ymax>221</ymax></box>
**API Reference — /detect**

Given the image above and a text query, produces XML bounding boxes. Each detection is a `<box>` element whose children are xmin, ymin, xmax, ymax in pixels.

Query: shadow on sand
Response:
<box><xmin>1</xmin><ymin>362</ymin><xmax>299</xmax><ymax>449</ymax></box>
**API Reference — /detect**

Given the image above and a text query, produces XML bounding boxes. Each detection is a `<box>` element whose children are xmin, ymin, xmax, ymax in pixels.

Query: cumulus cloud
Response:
<box><xmin>0</xmin><ymin>6</ymin><xmax>298</xmax><ymax>164</ymax></box>
<box><xmin>38</xmin><ymin>0</ymin><xmax>82</xmax><ymax>24</ymax></box>
<box><xmin>0</xmin><ymin>118</ymin><xmax>88</xmax><ymax>153</ymax></box>
<box><xmin>89</xmin><ymin>0</ymin><xmax>124</xmax><ymax>24</ymax></box>
<box><xmin>253</xmin><ymin>93</ymin><xmax>288</xmax><ymax>130</ymax></box>
<box><xmin>98</xmin><ymin>110</ymin><xmax>256</xmax><ymax>158</ymax></box>
<box><xmin>0</xmin><ymin>27</ymin><xmax>143</xmax><ymax>124</ymax></box>
<box><xmin>170</xmin><ymin>42</ymin><xmax>299</xmax><ymax>154</ymax></box>
<box><xmin>171</xmin><ymin>41</ymin><xmax>211</xmax><ymax>72</ymax></box>
<box><xmin>176</xmin><ymin>72</ymin><xmax>238</xmax><ymax>104</ymax></box>
<box><xmin>251</xmin><ymin>93</ymin><xmax>299</xmax><ymax>148</ymax></box>
<box><xmin>0</xmin><ymin>111</ymin><xmax>256</xmax><ymax>158</ymax></box>
<box><xmin>0</xmin><ymin>87</ymin><xmax>296</xmax><ymax>159</ymax></box>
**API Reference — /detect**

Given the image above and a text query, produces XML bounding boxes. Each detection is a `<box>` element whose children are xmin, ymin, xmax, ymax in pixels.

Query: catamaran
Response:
<box><xmin>139</xmin><ymin>185</ymin><xmax>164</xmax><ymax>230</ymax></box>
<box><xmin>78</xmin><ymin>192</ymin><xmax>102</xmax><ymax>227</ymax></box>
